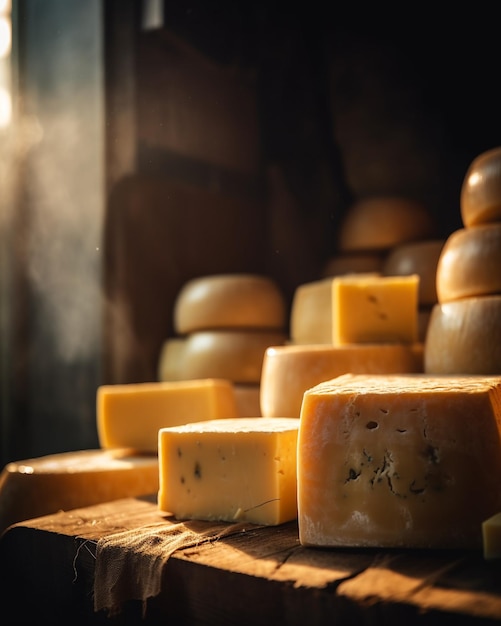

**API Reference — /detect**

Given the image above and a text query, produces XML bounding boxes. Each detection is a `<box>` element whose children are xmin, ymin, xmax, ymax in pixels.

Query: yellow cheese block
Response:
<box><xmin>290</xmin><ymin>278</ymin><xmax>336</xmax><ymax>345</ymax></box>
<box><xmin>298</xmin><ymin>373</ymin><xmax>501</xmax><ymax>549</ymax></box>
<box><xmin>424</xmin><ymin>296</ymin><xmax>501</xmax><ymax>374</ymax></box>
<box><xmin>460</xmin><ymin>146</ymin><xmax>501</xmax><ymax>227</ymax></box>
<box><xmin>337</xmin><ymin>197</ymin><xmax>437</xmax><ymax>252</ymax></box>
<box><xmin>482</xmin><ymin>512</ymin><xmax>501</xmax><ymax>559</ymax></box>
<box><xmin>436</xmin><ymin>223</ymin><xmax>501</xmax><ymax>303</ymax></box>
<box><xmin>0</xmin><ymin>448</ymin><xmax>159</xmax><ymax>535</ymax></box>
<box><xmin>158</xmin><ymin>417</ymin><xmax>299</xmax><ymax>525</ymax></box>
<box><xmin>382</xmin><ymin>239</ymin><xmax>445</xmax><ymax>306</ymax></box>
<box><xmin>173</xmin><ymin>273</ymin><xmax>286</xmax><ymax>334</ymax></box>
<box><xmin>234</xmin><ymin>384</ymin><xmax>261</xmax><ymax>417</ymax></box>
<box><xmin>322</xmin><ymin>252</ymin><xmax>384</xmax><ymax>277</ymax></box>
<box><xmin>260</xmin><ymin>343</ymin><xmax>424</xmax><ymax>418</ymax></box>
<box><xmin>97</xmin><ymin>379</ymin><xmax>239</xmax><ymax>453</ymax></box>
<box><xmin>333</xmin><ymin>274</ymin><xmax>419</xmax><ymax>345</ymax></box>
<box><xmin>177</xmin><ymin>330</ymin><xmax>287</xmax><ymax>384</ymax></box>
<box><xmin>157</xmin><ymin>337</ymin><xmax>187</xmax><ymax>381</ymax></box>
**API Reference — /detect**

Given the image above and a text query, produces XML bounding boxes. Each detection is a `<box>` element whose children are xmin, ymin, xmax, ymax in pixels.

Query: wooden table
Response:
<box><xmin>1</xmin><ymin>494</ymin><xmax>501</xmax><ymax>625</ymax></box>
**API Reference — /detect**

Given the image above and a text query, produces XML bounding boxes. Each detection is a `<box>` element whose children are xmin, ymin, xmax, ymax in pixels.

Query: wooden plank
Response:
<box><xmin>1</xmin><ymin>496</ymin><xmax>500</xmax><ymax>625</ymax></box>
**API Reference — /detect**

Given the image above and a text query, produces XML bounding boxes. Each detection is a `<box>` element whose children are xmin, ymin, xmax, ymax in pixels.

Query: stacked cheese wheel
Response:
<box><xmin>425</xmin><ymin>147</ymin><xmax>501</xmax><ymax>374</ymax></box>
<box><xmin>159</xmin><ymin>274</ymin><xmax>288</xmax><ymax>416</ymax></box>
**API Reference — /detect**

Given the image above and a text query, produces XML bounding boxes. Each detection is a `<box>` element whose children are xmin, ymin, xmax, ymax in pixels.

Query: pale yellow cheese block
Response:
<box><xmin>173</xmin><ymin>273</ymin><xmax>286</xmax><ymax>334</ymax></box>
<box><xmin>234</xmin><ymin>384</ymin><xmax>261</xmax><ymax>417</ymax></box>
<box><xmin>97</xmin><ymin>379</ymin><xmax>239</xmax><ymax>453</ymax></box>
<box><xmin>482</xmin><ymin>512</ymin><xmax>501</xmax><ymax>559</ymax></box>
<box><xmin>176</xmin><ymin>329</ymin><xmax>287</xmax><ymax>384</ymax></box>
<box><xmin>157</xmin><ymin>337</ymin><xmax>187</xmax><ymax>381</ymax></box>
<box><xmin>290</xmin><ymin>278</ymin><xmax>335</xmax><ymax>345</ymax></box>
<box><xmin>333</xmin><ymin>274</ymin><xmax>419</xmax><ymax>345</ymax></box>
<box><xmin>0</xmin><ymin>448</ymin><xmax>159</xmax><ymax>535</ymax></box>
<box><xmin>298</xmin><ymin>373</ymin><xmax>501</xmax><ymax>549</ymax></box>
<box><xmin>460</xmin><ymin>146</ymin><xmax>501</xmax><ymax>227</ymax></box>
<box><xmin>321</xmin><ymin>252</ymin><xmax>384</xmax><ymax>277</ymax></box>
<box><xmin>260</xmin><ymin>343</ymin><xmax>424</xmax><ymax>418</ymax></box>
<box><xmin>424</xmin><ymin>296</ymin><xmax>501</xmax><ymax>375</ymax></box>
<box><xmin>436</xmin><ymin>223</ymin><xmax>501</xmax><ymax>303</ymax></box>
<box><xmin>382</xmin><ymin>239</ymin><xmax>444</xmax><ymax>306</ymax></box>
<box><xmin>337</xmin><ymin>197</ymin><xmax>437</xmax><ymax>252</ymax></box>
<box><xmin>158</xmin><ymin>417</ymin><xmax>299</xmax><ymax>525</ymax></box>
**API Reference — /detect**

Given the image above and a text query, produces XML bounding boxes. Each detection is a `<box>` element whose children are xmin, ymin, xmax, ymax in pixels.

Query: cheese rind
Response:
<box><xmin>157</xmin><ymin>337</ymin><xmax>187</xmax><ymax>381</ymax></box>
<box><xmin>460</xmin><ymin>146</ymin><xmax>501</xmax><ymax>227</ymax></box>
<box><xmin>158</xmin><ymin>417</ymin><xmax>299</xmax><ymax>525</ymax></box>
<box><xmin>97</xmin><ymin>379</ymin><xmax>239</xmax><ymax>453</ymax></box>
<box><xmin>424</xmin><ymin>296</ymin><xmax>501</xmax><ymax>374</ymax></box>
<box><xmin>436</xmin><ymin>224</ymin><xmax>501</xmax><ymax>303</ymax></box>
<box><xmin>173</xmin><ymin>274</ymin><xmax>286</xmax><ymax>334</ymax></box>
<box><xmin>290</xmin><ymin>278</ymin><xmax>335</xmax><ymax>345</ymax></box>
<box><xmin>333</xmin><ymin>274</ymin><xmax>419</xmax><ymax>345</ymax></box>
<box><xmin>0</xmin><ymin>449</ymin><xmax>159</xmax><ymax>534</ymax></box>
<box><xmin>298</xmin><ymin>373</ymin><xmax>501</xmax><ymax>549</ymax></box>
<box><xmin>260</xmin><ymin>343</ymin><xmax>424</xmax><ymax>418</ymax></box>
<box><xmin>177</xmin><ymin>330</ymin><xmax>286</xmax><ymax>384</ymax></box>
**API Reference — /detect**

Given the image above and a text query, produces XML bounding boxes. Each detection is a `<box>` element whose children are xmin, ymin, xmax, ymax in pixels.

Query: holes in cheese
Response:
<box><xmin>158</xmin><ymin>417</ymin><xmax>299</xmax><ymax>526</ymax></box>
<box><xmin>97</xmin><ymin>379</ymin><xmax>239</xmax><ymax>453</ymax></box>
<box><xmin>424</xmin><ymin>296</ymin><xmax>501</xmax><ymax>374</ymax></box>
<box><xmin>173</xmin><ymin>274</ymin><xmax>286</xmax><ymax>335</ymax></box>
<box><xmin>297</xmin><ymin>373</ymin><xmax>501</xmax><ymax>549</ymax></box>
<box><xmin>176</xmin><ymin>330</ymin><xmax>286</xmax><ymax>384</ymax></box>
<box><xmin>260</xmin><ymin>343</ymin><xmax>424</xmax><ymax>418</ymax></box>
<box><xmin>337</xmin><ymin>197</ymin><xmax>437</xmax><ymax>252</ymax></box>
<box><xmin>382</xmin><ymin>239</ymin><xmax>445</xmax><ymax>306</ymax></box>
<box><xmin>0</xmin><ymin>449</ymin><xmax>159</xmax><ymax>535</ymax></box>
<box><xmin>460</xmin><ymin>146</ymin><xmax>501</xmax><ymax>227</ymax></box>
<box><xmin>332</xmin><ymin>274</ymin><xmax>419</xmax><ymax>345</ymax></box>
<box><xmin>436</xmin><ymin>223</ymin><xmax>501</xmax><ymax>303</ymax></box>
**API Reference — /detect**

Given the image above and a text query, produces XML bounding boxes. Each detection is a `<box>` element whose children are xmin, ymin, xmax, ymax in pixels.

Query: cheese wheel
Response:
<box><xmin>337</xmin><ymin>197</ymin><xmax>437</xmax><ymax>252</ymax></box>
<box><xmin>298</xmin><ymin>373</ymin><xmax>501</xmax><ymax>549</ymax></box>
<box><xmin>158</xmin><ymin>417</ymin><xmax>299</xmax><ymax>525</ymax></box>
<box><xmin>290</xmin><ymin>278</ymin><xmax>335</xmax><ymax>345</ymax></box>
<box><xmin>424</xmin><ymin>296</ymin><xmax>501</xmax><ymax>374</ymax></box>
<box><xmin>322</xmin><ymin>252</ymin><xmax>384</xmax><ymax>277</ymax></box>
<box><xmin>460</xmin><ymin>146</ymin><xmax>501</xmax><ymax>227</ymax></box>
<box><xmin>173</xmin><ymin>274</ymin><xmax>286</xmax><ymax>334</ymax></box>
<box><xmin>178</xmin><ymin>330</ymin><xmax>287</xmax><ymax>384</ymax></box>
<box><xmin>382</xmin><ymin>239</ymin><xmax>445</xmax><ymax>305</ymax></box>
<box><xmin>436</xmin><ymin>223</ymin><xmax>501</xmax><ymax>303</ymax></box>
<box><xmin>482</xmin><ymin>512</ymin><xmax>501</xmax><ymax>559</ymax></box>
<box><xmin>157</xmin><ymin>337</ymin><xmax>187</xmax><ymax>381</ymax></box>
<box><xmin>0</xmin><ymin>449</ymin><xmax>159</xmax><ymax>535</ymax></box>
<box><xmin>234</xmin><ymin>384</ymin><xmax>261</xmax><ymax>417</ymax></box>
<box><xmin>418</xmin><ymin>306</ymin><xmax>432</xmax><ymax>342</ymax></box>
<box><xmin>260</xmin><ymin>343</ymin><xmax>424</xmax><ymax>418</ymax></box>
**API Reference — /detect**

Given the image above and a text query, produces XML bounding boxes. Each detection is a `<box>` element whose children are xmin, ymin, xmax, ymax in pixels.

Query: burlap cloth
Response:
<box><xmin>93</xmin><ymin>518</ymin><xmax>252</xmax><ymax>616</ymax></box>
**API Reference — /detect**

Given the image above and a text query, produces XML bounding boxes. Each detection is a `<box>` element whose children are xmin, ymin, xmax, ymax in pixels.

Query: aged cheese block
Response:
<box><xmin>260</xmin><ymin>343</ymin><xmax>424</xmax><ymax>418</ymax></box>
<box><xmin>158</xmin><ymin>417</ymin><xmax>299</xmax><ymax>525</ymax></box>
<box><xmin>322</xmin><ymin>252</ymin><xmax>384</xmax><ymax>277</ymax></box>
<box><xmin>173</xmin><ymin>273</ymin><xmax>286</xmax><ymax>334</ymax></box>
<box><xmin>337</xmin><ymin>197</ymin><xmax>437</xmax><ymax>252</ymax></box>
<box><xmin>436</xmin><ymin>223</ymin><xmax>501</xmax><ymax>303</ymax></box>
<box><xmin>461</xmin><ymin>146</ymin><xmax>501</xmax><ymax>227</ymax></box>
<box><xmin>157</xmin><ymin>337</ymin><xmax>187</xmax><ymax>381</ymax></box>
<box><xmin>290</xmin><ymin>278</ymin><xmax>335</xmax><ymax>345</ymax></box>
<box><xmin>97</xmin><ymin>379</ymin><xmax>239</xmax><ymax>453</ymax></box>
<box><xmin>0</xmin><ymin>448</ymin><xmax>159</xmax><ymax>535</ymax></box>
<box><xmin>424</xmin><ymin>296</ymin><xmax>501</xmax><ymax>374</ymax></box>
<box><xmin>298</xmin><ymin>373</ymin><xmax>501</xmax><ymax>549</ymax></box>
<box><xmin>177</xmin><ymin>330</ymin><xmax>286</xmax><ymax>384</ymax></box>
<box><xmin>333</xmin><ymin>274</ymin><xmax>419</xmax><ymax>345</ymax></box>
<box><xmin>234</xmin><ymin>384</ymin><xmax>261</xmax><ymax>417</ymax></box>
<box><xmin>382</xmin><ymin>239</ymin><xmax>444</xmax><ymax>306</ymax></box>
<box><xmin>482</xmin><ymin>512</ymin><xmax>501</xmax><ymax>559</ymax></box>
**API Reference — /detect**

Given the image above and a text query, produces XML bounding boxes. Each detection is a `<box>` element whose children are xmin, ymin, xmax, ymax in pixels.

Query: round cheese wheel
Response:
<box><xmin>260</xmin><ymin>343</ymin><xmax>424</xmax><ymax>418</ymax></box>
<box><xmin>173</xmin><ymin>274</ymin><xmax>286</xmax><ymax>334</ymax></box>
<box><xmin>337</xmin><ymin>197</ymin><xmax>437</xmax><ymax>252</ymax></box>
<box><xmin>424</xmin><ymin>296</ymin><xmax>501</xmax><ymax>374</ymax></box>
<box><xmin>178</xmin><ymin>330</ymin><xmax>287</xmax><ymax>384</ymax></box>
<box><xmin>436</xmin><ymin>223</ymin><xmax>501</xmax><ymax>303</ymax></box>
<box><xmin>460</xmin><ymin>146</ymin><xmax>501</xmax><ymax>227</ymax></box>
<box><xmin>382</xmin><ymin>239</ymin><xmax>445</xmax><ymax>305</ymax></box>
<box><xmin>157</xmin><ymin>337</ymin><xmax>187</xmax><ymax>381</ymax></box>
<box><xmin>0</xmin><ymin>449</ymin><xmax>159</xmax><ymax>535</ymax></box>
<box><xmin>290</xmin><ymin>278</ymin><xmax>335</xmax><ymax>345</ymax></box>
<box><xmin>234</xmin><ymin>384</ymin><xmax>261</xmax><ymax>417</ymax></box>
<box><xmin>322</xmin><ymin>252</ymin><xmax>384</xmax><ymax>277</ymax></box>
